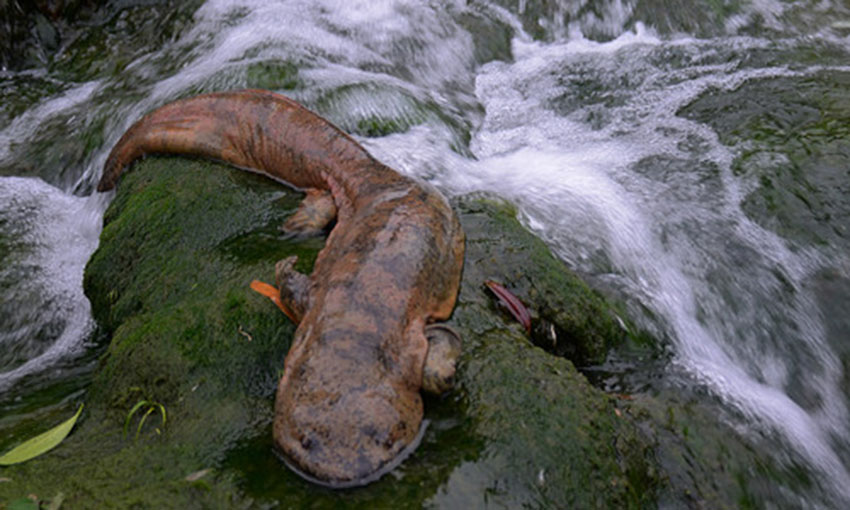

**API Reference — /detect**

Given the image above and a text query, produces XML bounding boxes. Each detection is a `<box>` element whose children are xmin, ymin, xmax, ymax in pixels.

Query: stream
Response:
<box><xmin>2</xmin><ymin>0</ymin><xmax>850</xmax><ymax>506</ymax></box>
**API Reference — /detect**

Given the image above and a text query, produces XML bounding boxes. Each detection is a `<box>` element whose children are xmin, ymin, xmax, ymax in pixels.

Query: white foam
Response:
<box><xmin>0</xmin><ymin>80</ymin><xmax>99</xmax><ymax>165</ymax></box>
<box><xmin>0</xmin><ymin>177</ymin><xmax>101</xmax><ymax>392</ymax></box>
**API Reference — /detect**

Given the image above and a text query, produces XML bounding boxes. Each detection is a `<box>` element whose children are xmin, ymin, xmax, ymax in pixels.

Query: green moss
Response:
<box><xmin>244</xmin><ymin>60</ymin><xmax>299</xmax><ymax>91</ymax></box>
<box><xmin>1</xmin><ymin>158</ymin><xmax>298</xmax><ymax>507</ymax></box>
<box><xmin>452</xmin><ymin>330</ymin><xmax>658</xmax><ymax>508</ymax></box>
<box><xmin>452</xmin><ymin>195</ymin><xmax>635</xmax><ymax>366</ymax></box>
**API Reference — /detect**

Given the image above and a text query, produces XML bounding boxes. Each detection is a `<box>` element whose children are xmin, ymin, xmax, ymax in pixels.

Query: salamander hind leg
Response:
<box><xmin>275</xmin><ymin>256</ymin><xmax>311</xmax><ymax>323</ymax></box>
<box><xmin>280</xmin><ymin>189</ymin><xmax>336</xmax><ymax>237</ymax></box>
<box><xmin>422</xmin><ymin>324</ymin><xmax>462</xmax><ymax>394</ymax></box>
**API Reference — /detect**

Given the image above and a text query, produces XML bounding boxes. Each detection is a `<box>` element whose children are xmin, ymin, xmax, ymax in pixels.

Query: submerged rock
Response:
<box><xmin>680</xmin><ymin>73</ymin><xmax>850</xmax><ymax>457</ymax></box>
<box><xmin>0</xmin><ymin>155</ymin><xmax>770</xmax><ymax>508</ymax></box>
<box><xmin>679</xmin><ymin>71</ymin><xmax>850</xmax><ymax>251</ymax></box>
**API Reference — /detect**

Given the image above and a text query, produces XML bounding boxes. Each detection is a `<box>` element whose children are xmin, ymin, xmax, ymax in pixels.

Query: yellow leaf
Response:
<box><xmin>0</xmin><ymin>404</ymin><xmax>83</xmax><ymax>465</ymax></box>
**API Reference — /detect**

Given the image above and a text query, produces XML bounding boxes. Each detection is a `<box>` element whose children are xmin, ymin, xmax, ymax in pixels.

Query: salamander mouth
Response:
<box><xmin>273</xmin><ymin>419</ymin><xmax>430</xmax><ymax>489</ymax></box>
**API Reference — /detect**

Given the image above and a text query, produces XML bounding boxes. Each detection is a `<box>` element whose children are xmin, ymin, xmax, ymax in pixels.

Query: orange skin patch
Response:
<box><xmin>98</xmin><ymin>90</ymin><xmax>465</xmax><ymax>488</ymax></box>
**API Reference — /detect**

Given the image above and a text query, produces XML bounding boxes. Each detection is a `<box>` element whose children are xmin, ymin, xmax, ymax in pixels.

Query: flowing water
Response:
<box><xmin>2</xmin><ymin>0</ymin><xmax>850</xmax><ymax>506</ymax></box>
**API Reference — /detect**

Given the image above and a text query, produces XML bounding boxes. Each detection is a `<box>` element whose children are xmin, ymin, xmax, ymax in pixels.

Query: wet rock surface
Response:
<box><xmin>680</xmin><ymin>71</ymin><xmax>850</xmax><ymax>251</ymax></box>
<box><xmin>0</xmin><ymin>155</ymin><xmax>775</xmax><ymax>508</ymax></box>
<box><xmin>0</xmin><ymin>0</ymin><xmax>198</xmax><ymax>73</ymax></box>
<box><xmin>680</xmin><ymin>69</ymin><xmax>850</xmax><ymax>377</ymax></box>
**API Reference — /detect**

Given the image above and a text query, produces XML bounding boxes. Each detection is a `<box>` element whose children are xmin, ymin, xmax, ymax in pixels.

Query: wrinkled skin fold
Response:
<box><xmin>98</xmin><ymin>89</ymin><xmax>465</xmax><ymax>487</ymax></box>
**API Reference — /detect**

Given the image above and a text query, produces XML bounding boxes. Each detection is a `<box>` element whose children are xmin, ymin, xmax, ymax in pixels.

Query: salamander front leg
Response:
<box><xmin>275</xmin><ymin>256</ymin><xmax>311</xmax><ymax>323</ymax></box>
<box><xmin>280</xmin><ymin>189</ymin><xmax>336</xmax><ymax>236</ymax></box>
<box><xmin>422</xmin><ymin>324</ymin><xmax>462</xmax><ymax>394</ymax></box>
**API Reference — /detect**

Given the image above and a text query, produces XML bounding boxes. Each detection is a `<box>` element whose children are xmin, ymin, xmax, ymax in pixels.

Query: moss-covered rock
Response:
<box><xmin>311</xmin><ymin>83</ymin><xmax>473</xmax><ymax>154</ymax></box>
<box><xmin>0</xmin><ymin>0</ymin><xmax>202</xmax><ymax>192</ymax></box>
<box><xmin>452</xmin><ymin>195</ymin><xmax>640</xmax><ymax>367</ymax></box>
<box><xmin>0</xmin><ymin>155</ymin><xmax>765</xmax><ymax>508</ymax></box>
<box><xmin>679</xmin><ymin>73</ymin><xmax>850</xmax><ymax>451</ymax></box>
<box><xmin>0</xmin><ymin>0</ymin><xmax>200</xmax><ymax>81</ymax></box>
<box><xmin>679</xmin><ymin>71</ymin><xmax>850</xmax><ymax>251</ymax></box>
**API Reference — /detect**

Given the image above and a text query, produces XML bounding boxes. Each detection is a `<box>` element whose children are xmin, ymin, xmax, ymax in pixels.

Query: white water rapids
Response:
<box><xmin>2</xmin><ymin>0</ymin><xmax>850</xmax><ymax>505</ymax></box>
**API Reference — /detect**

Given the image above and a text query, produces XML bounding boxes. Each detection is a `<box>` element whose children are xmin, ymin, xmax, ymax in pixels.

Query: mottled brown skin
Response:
<box><xmin>98</xmin><ymin>89</ymin><xmax>464</xmax><ymax>487</ymax></box>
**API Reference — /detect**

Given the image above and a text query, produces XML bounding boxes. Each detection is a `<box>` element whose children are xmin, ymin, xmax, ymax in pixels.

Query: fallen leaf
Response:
<box><xmin>185</xmin><ymin>468</ymin><xmax>211</xmax><ymax>482</ymax></box>
<box><xmin>250</xmin><ymin>280</ymin><xmax>297</xmax><ymax>322</ymax></box>
<box><xmin>484</xmin><ymin>280</ymin><xmax>532</xmax><ymax>333</ymax></box>
<box><xmin>0</xmin><ymin>404</ymin><xmax>83</xmax><ymax>465</ymax></box>
<box><xmin>46</xmin><ymin>492</ymin><xmax>65</xmax><ymax>510</ymax></box>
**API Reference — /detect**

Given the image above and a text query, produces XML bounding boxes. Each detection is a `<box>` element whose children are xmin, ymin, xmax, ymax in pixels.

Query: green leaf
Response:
<box><xmin>124</xmin><ymin>400</ymin><xmax>150</xmax><ymax>437</ymax></box>
<box><xmin>0</xmin><ymin>404</ymin><xmax>84</xmax><ymax>466</ymax></box>
<box><xmin>46</xmin><ymin>492</ymin><xmax>65</xmax><ymax>510</ymax></box>
<box><xmin>124</xmin><ymin>400</ymin><xmax>167</xmax><ymax>440</ymax></box>
<box><xmin>135</xmin><ymin>405</ymin><xmax>156</xmax><ymax>440</ymax></box>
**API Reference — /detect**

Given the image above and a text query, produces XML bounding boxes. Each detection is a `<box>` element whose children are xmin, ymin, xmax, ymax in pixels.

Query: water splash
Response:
<box><xmin>0</xmin><ymin>177</ymin><xmax>102</xmax><ymax>393</ymax></box>
<box><xmin>379</xmin><ymin>27</ymin><xmax>850</xmax><ymax>502</ymax></box>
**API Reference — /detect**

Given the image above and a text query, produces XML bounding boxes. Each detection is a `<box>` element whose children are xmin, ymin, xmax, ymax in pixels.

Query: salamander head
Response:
<box><xmin>273</xmin><ymin>368</ymin><xmax>425</xmax><ymax>488</ymax></box>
